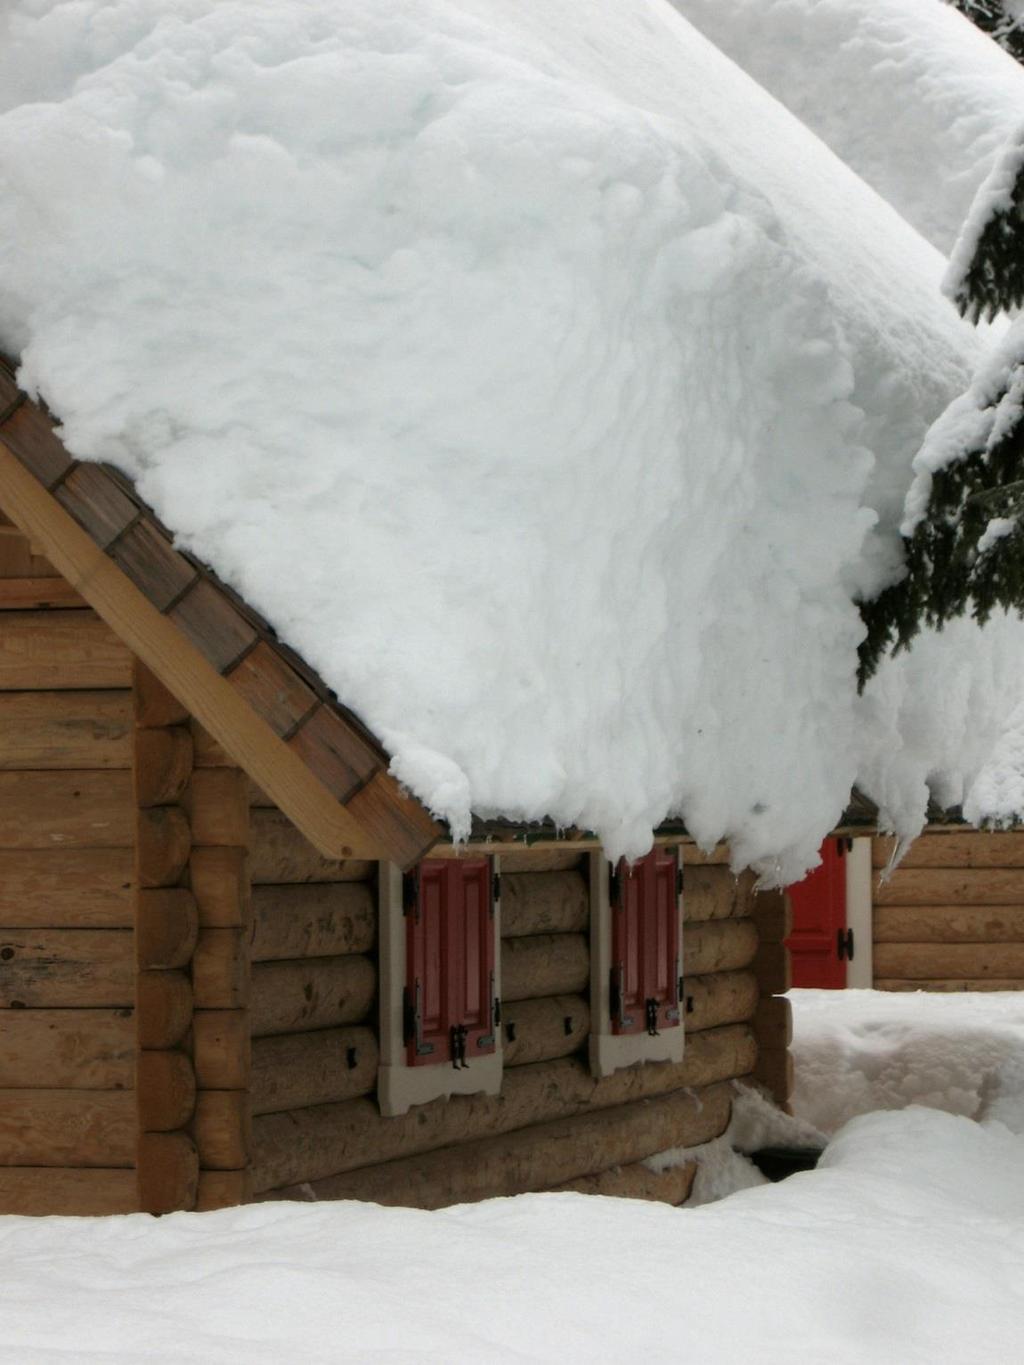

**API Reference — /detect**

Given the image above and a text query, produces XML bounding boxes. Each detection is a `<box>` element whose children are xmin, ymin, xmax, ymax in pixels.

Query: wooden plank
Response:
<box><xmin>274</xmin><ymin>1082</ymin><xmax>731</xmax><ymax>1210</ymax></box>
<box><xmin>491</xmin><ymin>848</ymin><xmax>583</xmax><ymax>873</ymax></box>
<box><xmin>502</xmin><ymin>933</ymin><xmax>589</xmax><ymax>1002</ymax></box>
<box><xmin>502</xmin><ymin>994</ymin><xmax>590</xmax><ymax>1067</ymax></box>
<box><xmin>552</xmin><ymin>1159</ymin><xmax>697</xmax><ymax>1206</ymax></box>
<box><xmin>0</xmin><ymin>691</ymin><xmax>131</xmax><ymax>769</ymax></box>
<box><xmin>874</xmin><ymin>904</ymin><xmax>1024</xmax><ymax>943</ymax></box>
<box><xmin>251</xmin><ymin>955</ymin><xmax>375</xmax><ymax>1037</ymax></box>
<box><xmin>190</xmin><ymin>846</ymin><xmax>250</xmax><ymax>927</ymax></box>
<box><xmin>683</xmin><ymin>969</ymin><xmax>759</xmax><ymax>1035</ymax></box>
<box><xmin>287</xmin><ymin>705</ymin><xmax>380</xmax><ymax>803</ymax></box>
<box><xmin>0</xmin><ymin>443</ymin><xmax>425</xmax><ymax>860</ymax></box>
<box><xmin>193</xmin><ymin>1090</ymin><xmax>250</xmax><ymax>1170</ymax></box>
<box><xmin>137</xmin><ymin>1050</ymin><xmax>196</xmax><ymax>1131</ymax></box>
<box><xmin>137</xmin><ymin>806</ymin><xmax>191</xmax><ymax>887</ymax></box>
<box><xmin>500</xmin><ymin>871</ymin><xmax>588</xmax><ymax>938</ymax></box>
<box><xmin>0</xmin><ymin>770</ymin><xmax>133</xmax><ymax>849</ymax></box>
<box><xmin>186</xmin><ymin>768</ymin><xmax>249</xmax><ymax>846</ymax></box>
<box><xmin>683</xmin><ymin>918</ymin><xmax>759</xmax><ymax>976</ymax></box>
<box><xmin>0</xmin><ymin>928</ymin><xmax>132</xmax><ymax>1007</ymax></box>
<box><xmin>873</xmin><ymin>943</ymin><xmax>1024</xmax><ymax>979</ymax></box>
<box><xmin>0</xmin><ymin>1090</ymin><xmax>134</xmax><ymax>1165</ymax></box>
<box><xmin>54</xmin><ymin>464</ymin><xmax>137</xmax><ymax>549</ymax></box>
<box><xmin>136</xmin><ymin>888</ymin><xmax>198</xmax><ymax>970</ymax></box>
<box><xmin>683</xmin><ymin>867</ymin><xmax>755</xmax><ymax>921</ymax></box>
<box><xmin>874</xmin><ymin>868</ymin><xmax>1024</xmax><ymax>906</ymax></box>
<box><xmin>0</xmin><ymin>848</ymin><xmax>135</xmax><ymax>928</ymax></box>
<box><xmin>196</xmin><ymin>1168</ymin><xmax>251</xmax><ymax>1211</ymax></box>
<box><xmin>753</xmin><ymin>941</ymin><xmax>791</xmax><ymax>995</ymax></box>
<box><xmin>753</xmin><ymin>994</ymin><xmax>793</xmax><ymax>1051</ymax></box>
<box><xmin>0</xmin><ymin>1167</ymin><xmax>136</xmax><ymax>1216</ymax></box>
<box><xmin>249</xmin><ymin>808</ymin><xmax>375</xmax><ymax>884</ymax></box>
<box><xmin>251</xmin><ymin>1026</ymin><xmax>377</xmax><ymax>1115</ymax></box>
<box><xmin>193</xmin><ymin>928</ymin><xmax>250</xmax><ymax>1009</ymax></box>
<box><xmin>226</xmin><ymin>642</ymin><xmax>318</xmax><ymax>739</ymax></box>
<box><xmin>137</xmin><ymin>1131</ymin><xmax>198</xmax><ymax>1214</ymax></box>
<box><xmin>251</xmin><ymin>882</ymin><xmax>375</xmax><ymax>961</ymax></box>
<box><xmin>193</xmin><ymin>1010</ymin><xmax>251</xmax><ymax>1090</ymax></box>
<box><xmin>873</xmin><ymin>831</ymin><xmax>1024</xmax><ymax>870</ymax></box>
<box><xmin>0</xmin><ymin>1008</ymin><xmax>134</xmax><ymax>1089</ymax></box>
<box><xmin>0</xmin><ymin>577</ymin><xmax>85</xmax><ymax>609</ymax></box>
<box><xmin>136</xmin><ymin>970</ymin><xmax>193</xmax><ymax>1049</ymax></box>
<box><xmin>0</xmin><ymin>610</ymin><xmax>131</xmax><ymax>689</ymax></box>
<box><xmin>134</xmin><ymin>726</ymin><xmax>193</xmax><ymax>807</ymax></box>
<box><xmin>874</xmin><ymin>978</ymin><xmax>1024</xmax><ymax>992</ymax></box>
<box><xmin>252</xmin><ymin>1024</ymin><xmax>754</xmax><ymax>1192</ymax></box>
<box><xmin>134</xmin><ymin>661</ymin><xmax>189</xmax><ymax>727</ymax></box>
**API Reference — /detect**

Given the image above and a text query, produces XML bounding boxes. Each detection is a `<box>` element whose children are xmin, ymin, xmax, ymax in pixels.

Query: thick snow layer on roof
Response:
<box><xmin>672</xmin><ymin>0</ymin><xmax>1024</xmax><ymax>257</ymax></box>
<box><xmin>2</xmin><ymin>1107</ymin><xmax>1023</xmax><ymax>1361</ymax></box>
<box><xmin>0</xmin><ymin>0</ymin><xmax>1003</xmax><ymax>875</ymax></box>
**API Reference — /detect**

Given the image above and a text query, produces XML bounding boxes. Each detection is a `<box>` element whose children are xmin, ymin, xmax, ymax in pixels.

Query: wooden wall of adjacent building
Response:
<box><xmin>873</xmin><ymin>830</ymin><xmax>1024</xmax><ymax>990</ymax></box>
<box><xmin>0</xmin><ymin>509</ymin><xmax>140</xmax><ymax>1214</ymax></box>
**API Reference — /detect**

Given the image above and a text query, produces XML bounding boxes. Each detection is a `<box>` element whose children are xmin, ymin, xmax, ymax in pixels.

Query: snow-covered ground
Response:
<box><xmin>3</xmin><ymin>989</ymin><xmax>1024</xmax><ymax>1361</ymax></box>
<box><xmin>790</xmin><ymin>985</ymin><xmax>1024</xmax><ymax>1134</ymax></box>
<box><xmin>0</xmin><ymin>1104</ymin><xmax>1021</xmax><ymax>1363</ymax></box>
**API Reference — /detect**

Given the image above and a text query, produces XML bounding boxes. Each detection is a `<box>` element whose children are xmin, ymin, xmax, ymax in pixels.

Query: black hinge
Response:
<box><xmin>645</xmin><ymin>997</ymin><xmax>660</xmax><ymax>1037</ymax></box>
<box><xmin>610</xmin><ymin>963</ymin><xmax>633</xmax><ymax>1030</ymax></box>
<box><xmin>493</xmin><ymin>995</ymin><xmax>502</xmax><ymax>1026</ymax></box>
<box><xmin>404</xmin><ymin>980</ymin><xmax>434</xmax><ymax>1056</ymax></box>
<box><xmin>677</xmin><ymin>864</ymin><xmax>684</xmax><ymax>898</ymax></box>
<box><xmin>450</xmin><ymin>1023</ymin><xmax>469</xmax><ymax>1070</ymax></box>
<box><xmin>837</xmin><ymin>927</ymin><xmax>854</xmax><ymax>961</ymax></box>
<box><xmin>402</xmin><ymin>872</ymin><xmax>418</xmax><ymax>917</ymax></box>
<box><xmin>492</xmin><ymin>871</ymin><xmax>502</xmax><ymax>906</ymax></box>
<box><xmin>609</xmin><ymin>866</ymin><xmax>621</xmax><ymax>906</ymax></box>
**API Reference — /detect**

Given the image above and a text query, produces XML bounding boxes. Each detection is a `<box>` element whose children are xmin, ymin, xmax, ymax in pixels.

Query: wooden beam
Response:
<box><xmin>0</xmin><ymin>691</ymin><xmax>131</xmax><ymax>769</ymax></box>
<box><xmin>0</xmin><ymin>444</ymin><xmax>411</xmax><ymax>861</ymax></box>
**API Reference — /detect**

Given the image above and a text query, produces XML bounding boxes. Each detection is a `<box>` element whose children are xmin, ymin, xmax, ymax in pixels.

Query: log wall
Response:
<box><xmin>0</xmin><ymin>511</ymin><xmax>138</xmax><ymax>1214</ymax></box>
<box><xmin>251</xmin><ymin>835</ymin><xmax>766</xmax><ymax>1210</ymax></box>
<box><xmin>873</xmin><ymin>830</ymin><xmax>1024</xmax><ymax>990</ymax></box>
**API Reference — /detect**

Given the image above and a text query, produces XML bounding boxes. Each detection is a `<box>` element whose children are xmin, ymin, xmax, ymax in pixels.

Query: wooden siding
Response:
<box><xmin>873</xmin><ymin>832</ymin><xmax>1024</xmax><ymax>990</ymax></box>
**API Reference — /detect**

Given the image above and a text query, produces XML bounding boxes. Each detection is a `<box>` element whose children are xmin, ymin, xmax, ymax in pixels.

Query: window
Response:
<box><xmin>379</xmin><ymin>857</ymin><xmax>502</xmax><ymax>1116</ymax></box>
<box><xmin>590</xmin><ymin>847</ymin><xmax>685</xmax><ymax>1077</ymax></box>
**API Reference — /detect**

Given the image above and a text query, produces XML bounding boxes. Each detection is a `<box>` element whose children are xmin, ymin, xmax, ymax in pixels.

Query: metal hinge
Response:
<box><xmin>610</xmin><ymin>963</ymin><xmax>633</xmax><ymax>1030</ymax></box>
<box><xmin>403</xmin><ymin>981</ymin><xmax>434</xmax><ymax>1056</ymax></box>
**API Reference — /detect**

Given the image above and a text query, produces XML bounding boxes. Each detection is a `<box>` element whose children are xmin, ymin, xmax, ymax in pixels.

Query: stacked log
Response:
<box><xmin>134</xmin><ymin>663</ymin><xmax>199</xmax><ymax>1214</ymax></box>
<box><xmin>188</xmin><ymin>729</ymin><xmax>252</xmax><ymax>1210</ymax></box>
<box><xmin>247</xmin><ymin>795</ymin><xmax>378</xmax><ymax>1134</ymax></box>
<box><xmin>252</xmin><ymin>843</ymin><xmax>764</xmax><ymax>1209</ymax></box>
<box><xmin>0</xmin><ymin>516</ymin><xmax>138</xmax><ymax>1215</ymax></box>
<box><xmin>873</xmin><ymin>832</ymin><xmax>1024</xmax><ymax>990</ymax></box>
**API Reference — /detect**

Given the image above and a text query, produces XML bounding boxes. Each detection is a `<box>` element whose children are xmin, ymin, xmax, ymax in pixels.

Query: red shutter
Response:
<box><xmin>786</xmin><ymin>839</ymin><xmax>848</xmax><ymax>989</ymax></box>
<box><xmin>610</xmin><ymin>848</ymin><xmax>682</xmax><ymax>1036</ymax></box>
<box><xmin>405</xmin><ymin>858</ymin><xmax>496</xmax><ymax>1067</ymax></box>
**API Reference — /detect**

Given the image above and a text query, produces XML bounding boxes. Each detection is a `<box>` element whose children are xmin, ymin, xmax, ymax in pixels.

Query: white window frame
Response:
<box><xmin>588</xmin><ymin>850</ymin><xmax>686</xmax><ymax>1079</ymax></box>
<box><xmin>377</xmin><ymin>858</ymin><xmax>503</xmax><ymax>1117</ymax></box>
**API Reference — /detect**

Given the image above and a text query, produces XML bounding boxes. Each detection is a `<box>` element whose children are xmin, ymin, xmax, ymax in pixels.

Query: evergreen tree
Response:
<box><xmin>949</xmin><ymin>1</ymin><xmax>1024</xmax><ymax>64</ymax></box>
<box><xmin>859</xmin><ymin>126</ymin><xmax>1024</xmax><ymax>682</ymax></box>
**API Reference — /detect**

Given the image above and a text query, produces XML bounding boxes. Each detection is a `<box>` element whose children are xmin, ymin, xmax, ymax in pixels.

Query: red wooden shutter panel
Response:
<box><xmin>406</xmin><ymin>858</ymin><xmax>496</xmax><ymax>1067</ymax></box>
<box><xmin>786</xmin><ymin>838</ymin><xmax>848</xmax><ymax>989</ymax></box>
<box><xmin>610</xmin><ymin>848</ymin><xmax>681</xmax><ymax>1036</ymax></box>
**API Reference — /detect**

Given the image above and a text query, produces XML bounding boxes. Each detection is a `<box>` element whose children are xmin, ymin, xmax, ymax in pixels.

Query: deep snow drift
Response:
<box><xmin>1</xmin><ymin>1107</ymin><xmax>1022</xmax><ymax>1362</ymax></box>
<box><xmin>0</xmin><ymin>0</ymin><xmax>1013</xmax><ymax>876</ymax></box>
<box><xmin>673</xmin><ymin>0</ymin><xmax>1024</xmax><ymax>256</ymax></box>
<box><xmin>789</xmin><ymin>986</ymin><xmax>1024</xmax><ymax>1134</ymax></box>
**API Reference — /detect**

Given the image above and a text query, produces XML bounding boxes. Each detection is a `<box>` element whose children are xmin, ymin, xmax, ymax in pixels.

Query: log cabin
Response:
<box><xmin>788</xmin><ymin>830</ymin><xmax>1024</xmax><ymax>993</ymax></box>
<box><xmin>0</xmin><ymin>360</ymin><xmax>792</xmax><ymax>1216</ymax></box>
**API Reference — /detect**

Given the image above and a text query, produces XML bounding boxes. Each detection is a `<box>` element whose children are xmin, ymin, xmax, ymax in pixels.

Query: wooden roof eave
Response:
<box><xmin>0</xmin><ymin>365</ymin><xmax>441</xmax><ymax>869</ymax></box>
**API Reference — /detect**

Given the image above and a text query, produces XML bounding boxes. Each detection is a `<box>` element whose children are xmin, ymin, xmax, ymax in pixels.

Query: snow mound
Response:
<box><xmin>1</xmin><ymin>1107</ymin><xmax>1022</xmax><ymax>1361</ymax></box>
<box><xmin>0</xmin><ymin>0</ymin><xmax>991</xmax><ymax>875</ymax></box>
<box><xmin>673</xmin><ymin>0</ymin><xmax>1024</xmax><ymax>256</ymax></box>
<box><xmin>790</xmin><ymin>986</ymin><xmax>1024</xmax><ymax>1134</ymax></box>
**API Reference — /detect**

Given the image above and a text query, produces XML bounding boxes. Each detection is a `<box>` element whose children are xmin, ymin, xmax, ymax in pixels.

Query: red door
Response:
<box><xmin>786</xmin><ymin>839</ymin><xmax>849</xmax><ymax>988</ymax></box>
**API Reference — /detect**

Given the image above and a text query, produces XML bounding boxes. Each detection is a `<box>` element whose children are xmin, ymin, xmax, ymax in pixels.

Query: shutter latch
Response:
<box><xmin>645</xmin><ymin>997</ymin><xmax>660</xmax><ymax>1037</ymax></box>
<box><xmin>404</xmin><ymin>981</ymin><xmax>434</xmax><ymax>1057</ymax></box>
<box><xmin>450</xmin><ymin>1023</ymin><xmax>469</xmax><ymax>1070</ymax></box>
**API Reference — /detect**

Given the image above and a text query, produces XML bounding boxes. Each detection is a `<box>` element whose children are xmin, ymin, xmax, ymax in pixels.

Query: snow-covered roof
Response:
<box><xmin>672</xmin><ymin>0</ymin><xmax>1024</xmax><ymax>257</ymax></box>
<box><xmin>0</xmin><ymin>0</ymin><xmax>1016</xmax><ymax>879</ymax></box>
